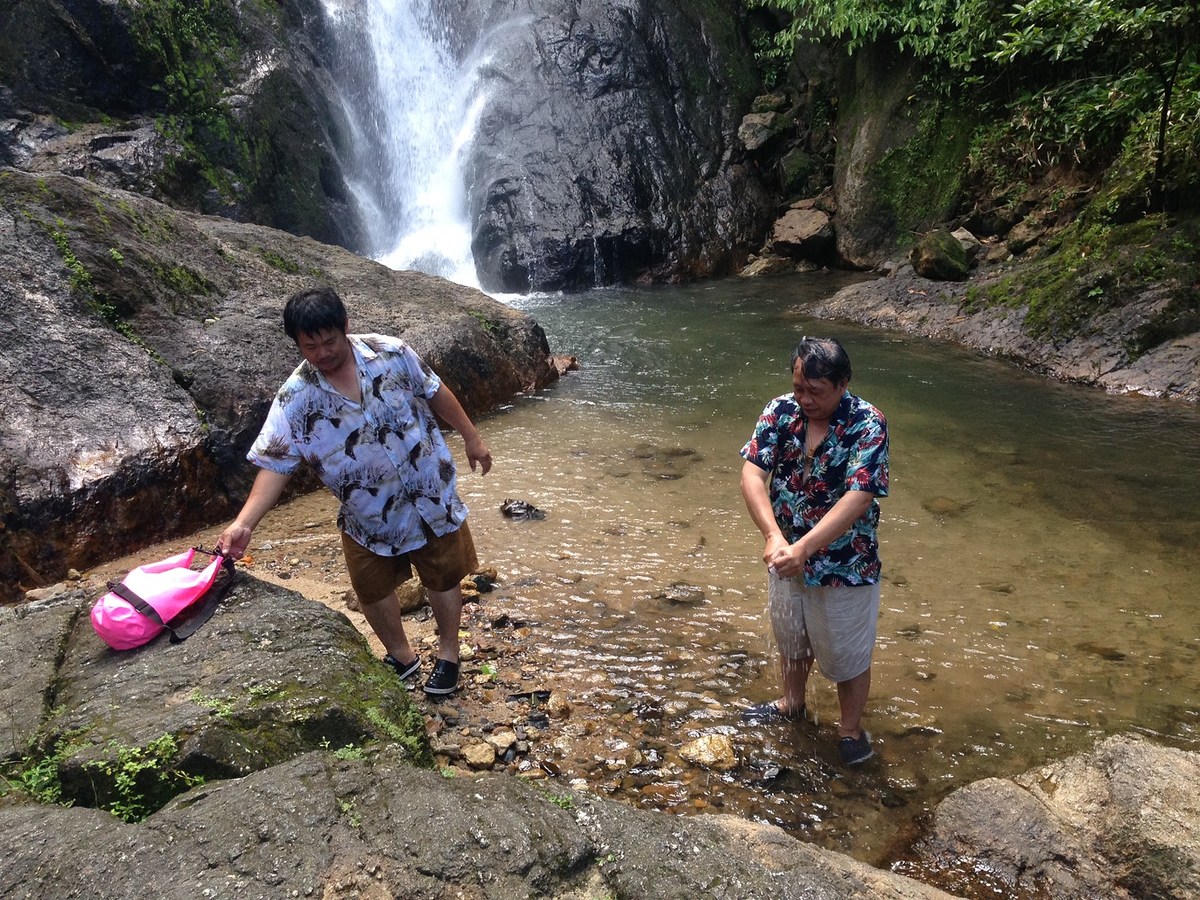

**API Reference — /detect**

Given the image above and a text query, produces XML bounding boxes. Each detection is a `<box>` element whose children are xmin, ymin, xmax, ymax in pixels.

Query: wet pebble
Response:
<box><xmin>679</xmin><ymin>734</ymin><xmax>737</xmax><ymax>771</ymax></box>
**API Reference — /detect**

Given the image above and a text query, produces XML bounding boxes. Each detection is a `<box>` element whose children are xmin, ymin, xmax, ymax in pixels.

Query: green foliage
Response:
<box><xmin>189</xmin><ymin>690</ymin><xmax>236</xmax><ymax>720</ymax></box>
<box><xmin>750</xmin><ymin>0</ymin><xmax>1199</xmax><ymax>206</ymax></box>
<box><xmin>257</xmin><ymin>247</ymin><xmax>302</xmax><ymax>274</ymax></box>
<box><xmin>873</xmin><ymin>103</ymin><xmax>973</xmax><ymax>241</ymax></box>
<box><xmin>97</xmin><ymin>734</ymin><xmax>204</xmax><ymax>822</ymax></box>
<box><xmin>967</xmin><ymin>213</ymin><xmax>1199</xmax><ymax>348</ymax></box>
<box><xmin>363</xmin><ymin>705</ymin><xmax>432</xmax><ymax>766</ymax></box>
<box><xmin>535</xmin><ymin>784</ymin><xmax>577</xmax><ymax>810</ymax></box>
<box><xmin>468</xmin><ymin>310</ymin><xmax>501</xmax><ymax>334</ymax></box>
<box><xmin>121</xmin><ymin>0</ymin><xmax>251</xmax><ymax>198</ymax></box>
<box><xmin>749</xmin><ymin>0</ymin><xmax>1008</xmax><ymax>72</ymax></box>
<box><xmin>337</xmin><ymin>797</ymin><xmax>362</xmax><ymax>827</ymax></box>
<box><xmin>5</xmin><ymin>734</ymin><xmax>204</xmax><ymax>823</ymax></box>
<box><xmin>49</xmin><ymin>218</ymin><xmax>92</xmax><ymax>294</ymax></box>
<box><xmin>152</xmin><ymin>262</ymin><xmax>212</xmax><ymax>297</ymax></box>
<box><xmin>989</xmin><ymin>0</ymin><xmax>1198</xmax><ymax>203</ymax></box>
<box><xmin>332</xmin><ymin>744</ymin><xmax>365</xmax><ymax>762</ymax></box>
<box><xmin>2</xmin><ymin>752</ymin><xmax>66</xmax><ymax>804</ymax></box>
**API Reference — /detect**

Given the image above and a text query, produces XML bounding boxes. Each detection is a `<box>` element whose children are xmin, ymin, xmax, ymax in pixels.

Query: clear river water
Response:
<box><xmin>467</xmin><ymin>273</ymin><xmax>1200</xmax><ymax>864</ymax></box>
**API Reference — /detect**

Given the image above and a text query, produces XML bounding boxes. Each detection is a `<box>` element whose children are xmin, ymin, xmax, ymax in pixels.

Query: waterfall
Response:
<box><xmin>319</xmin><ymin>0</ymin><xmax>488</xmax><ymax>288</ymax></box>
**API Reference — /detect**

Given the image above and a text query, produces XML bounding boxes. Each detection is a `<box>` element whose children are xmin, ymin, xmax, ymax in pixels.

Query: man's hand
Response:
<box><xmin>762</xmin><ymin>533</ymin><xmax>789</xmax><ymax>567</ymax></box>
<box><xmin>766</xmin><ymin>538</ymin><xmax>809</xmax><ymax>578</ymax></box>
<box><xmin>464</xmin><ymin>435</ymin><xmax>492</xmax><ymax>475</ymax></box>
<box><xmin>215</xmin><ymin>522</ymin><xmax>254</xmax><ymax>560</ymax></box>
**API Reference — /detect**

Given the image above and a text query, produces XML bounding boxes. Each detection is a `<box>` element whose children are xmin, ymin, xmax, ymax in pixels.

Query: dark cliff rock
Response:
<box><xmin>832</xmin><ymin>45</ymin><xmax>925</xmax><ymax>268</ymax></box>
<box><xmin>460</xmin><ymin>0</ymin><xmax>776</xmax><ymax>292</ymax></box>
<box><xmin>0</xmin><ymin>0</ymin><xmax>361</xmax><ymax>248</ymax></box>
<box><xmin>2</xmin><ymin>0</ymin><xmax>777</xmax><ymax>291</ymax></box>
<box><xmin>0</xmin><ymin>167</ymin><xmax>556</xmax><ymax>600</ymax></box>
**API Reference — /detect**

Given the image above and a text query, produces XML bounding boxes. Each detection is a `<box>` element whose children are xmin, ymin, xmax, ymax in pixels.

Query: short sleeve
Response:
<box><xmin>246</xmin><ymin>395</ymin><xmax>302</xmax><ymax>474</ymax></box>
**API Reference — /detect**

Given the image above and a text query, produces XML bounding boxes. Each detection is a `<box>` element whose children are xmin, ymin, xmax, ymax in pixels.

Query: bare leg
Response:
<box><xmin>358</xmin><ymin>592</ymin><xmax>417</xmax><ymax>664</ymax></box>
<box><xmin>780</xmin><ymin>653</ymin><xmax>813</xmax><ymax>716</ymax></box>
<box><xmin>425</xmin><ymin>584</ymin><xmax>464</xmax><ymax>663</ymax></box>
<box><xmin>836</xmin><ymin>666</ymin><xmax>872</xmax><ymax>738</ymax></box>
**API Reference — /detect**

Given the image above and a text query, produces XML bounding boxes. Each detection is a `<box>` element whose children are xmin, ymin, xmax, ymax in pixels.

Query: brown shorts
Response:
<box><xmin>341</xmin><ymin>521</ymin><xmax>478</xmax><ymax>603</ymax></box>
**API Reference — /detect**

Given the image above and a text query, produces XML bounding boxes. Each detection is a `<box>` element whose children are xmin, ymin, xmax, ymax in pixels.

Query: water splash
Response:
<box><xmin>319</xmin><ymin>0</ymin><xmax>489</xmax><ymax>287</ymax></box>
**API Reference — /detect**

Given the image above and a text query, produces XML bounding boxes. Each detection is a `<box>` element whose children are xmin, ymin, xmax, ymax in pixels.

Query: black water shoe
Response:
<box><xmin>424</xmin><ymin>659</ymin><xmax>460</xmax><ymax>696</ymax></box>
<box><xmin>383</xmin><ymin>653</ymin><xmax>422</xmax><ymax>681</ymax></box>
<box><xmin>838</xmin><ymin>731</ymin><xmax>874</xmax><ymax>766</ymax></box>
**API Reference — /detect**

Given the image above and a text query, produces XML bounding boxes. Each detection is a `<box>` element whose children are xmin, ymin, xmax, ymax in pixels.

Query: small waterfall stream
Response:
<box><xmin>319</xmin><ymin>0</ymin><xmax>490</xmax><ymax>287</ymax></box>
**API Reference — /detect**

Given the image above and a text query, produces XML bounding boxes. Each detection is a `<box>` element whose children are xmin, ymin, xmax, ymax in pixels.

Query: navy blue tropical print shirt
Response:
<box><xmin>741</xmin><ymin>390</ymin><xmax>889</xmax><ymax>586</ymax></box>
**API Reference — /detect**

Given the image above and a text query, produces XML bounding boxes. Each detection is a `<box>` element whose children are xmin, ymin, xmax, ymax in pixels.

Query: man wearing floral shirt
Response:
<box><xmin>216</xmin><ymin>287</ymin><xmax>491</xmax><ymax>697</ymax></box>
<box><xmin>739</xmin><ymin>336</ymin><xmax>888</xmax><ymax>765</ymax></box>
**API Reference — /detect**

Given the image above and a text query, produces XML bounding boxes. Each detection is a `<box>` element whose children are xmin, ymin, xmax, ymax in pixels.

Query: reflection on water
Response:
<box><xmin>464</xmin><ymin>275</ymin><xmax>1200</xmax><ymax>864</ymax></box>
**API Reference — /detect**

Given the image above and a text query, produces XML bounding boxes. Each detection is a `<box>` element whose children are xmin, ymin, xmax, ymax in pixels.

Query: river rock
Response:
<box><xmin>6</xmin><ymin>574</ymin><xmax>1198</xmax><ymax>897</ymax></box>
<box><xmin>680</xmin><ymin>734</ymin><xmax>738</xmax><ymax>771</ymax></box>
<box><xmin>770</xmin><ymin>206</ymin><xmax>837</xmax><ymax>264</ymax></box>
<box><xmin>739</xmin><ymin>111</ymin><xmax>795</xmax><ymax>152</ymax></box>
<box><xmin>0</xmin><ymin>167</ymin><xmax>556</xmax><ymax>601</ymax></box>
<box><xmin>910</xmin><ymin>229</ymin><xmax>971</xmax><ymax>281</ymax></box>
<box><xmin>900</xmin><ymin>733</ymin><xmax>1200</xmax><ymax>899</ymax></box>
<box><xmin>463</xmin><ymin>741</ymin><xmax>497</xmax><ymax>769</ymax></box>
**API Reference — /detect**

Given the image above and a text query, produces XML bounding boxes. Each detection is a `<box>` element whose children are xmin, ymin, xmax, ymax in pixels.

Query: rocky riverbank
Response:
<box><xmin>801</xmin><ymin>254</ymin><xmax>1200</xmax><ymax>403</ymax></box>
<box><xmin>5</xmin><ymin>570</ymin><xmax>1199</xmax><ymax>899</ymax></box>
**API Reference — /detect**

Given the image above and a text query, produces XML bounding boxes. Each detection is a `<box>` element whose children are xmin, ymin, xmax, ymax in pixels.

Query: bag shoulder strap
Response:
<box><xmin>107</xmin><ymin>582</ymin><xmax>167</xmax><ymax>628</ymax></box>
<box><xmin>165</xmin><ymin>553</ymin><xmax>237</xmax><ymax>643</ymax></box>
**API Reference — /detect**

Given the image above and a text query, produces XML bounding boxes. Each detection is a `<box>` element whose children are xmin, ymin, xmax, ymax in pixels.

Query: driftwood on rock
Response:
<box><xmin>0</xmin><ymin>167</ymin><xmax>558</xmax><ymax>600</ymax></box>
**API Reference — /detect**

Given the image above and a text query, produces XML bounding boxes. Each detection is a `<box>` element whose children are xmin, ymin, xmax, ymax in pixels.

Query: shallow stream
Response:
<box><xmin>469</xmin><ymin>274</ymin><xmax>1200</xmax><ymax>862</ymax></box>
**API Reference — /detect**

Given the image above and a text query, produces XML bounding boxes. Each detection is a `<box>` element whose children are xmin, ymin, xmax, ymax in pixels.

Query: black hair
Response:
<box><xmin>790</xmin><ymin>336</ymin><xmax>852</xmax><ymax>384</ymax></box>
<box><xmin>283</xmin><ymin>287</ymin><xmax>348</xmax><ymax>342</ymax></box>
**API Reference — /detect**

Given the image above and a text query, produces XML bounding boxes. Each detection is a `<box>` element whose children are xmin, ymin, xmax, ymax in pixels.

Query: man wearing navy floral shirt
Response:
<box><xmin>216</xmin><ymin>287</ymin><xmax>491</xmax><ymax>698</ymax></box>
<box><xmin>739</xmin><ymin>337</ymin><xmax>888</xmax><ymax>765</ymax></box>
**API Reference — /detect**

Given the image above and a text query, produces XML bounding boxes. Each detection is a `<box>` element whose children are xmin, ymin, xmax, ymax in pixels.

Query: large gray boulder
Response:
<box><xmin>0</xmin><ymin>167</ymin><xmax>556</xmax><ymax>600</ymax></box>
<box><xmin>0</xmin><ymin>578</ymin><xmax>430</xmax><ymax>811</ymax></box>
<box><xmin>900</xmin><ymin>734</ymin><xmax>1200</xmax><ymax>899</ymax></box>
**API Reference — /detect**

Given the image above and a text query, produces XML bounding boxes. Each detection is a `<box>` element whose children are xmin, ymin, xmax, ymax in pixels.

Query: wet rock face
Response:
<box><xmin>462</xmin><ymin>0</ymin><xmax>775</xmax><ymax>292</ymax></box>
<box><xmin>0</xmin><ymin>0</ymin><xmax>361</xmax><ymax>249</ymax></box>
<box><xmin>0</xmin><ymin>168</ymin><xmax>556</xmax><ymax>600</ymax></box>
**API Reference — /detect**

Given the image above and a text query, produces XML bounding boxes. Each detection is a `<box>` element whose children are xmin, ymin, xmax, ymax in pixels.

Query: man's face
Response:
<box><xmin>792</xmin><ymin>363</ymin><xmax>846</xmax><ymax>421</ymax></box>
<box><xmin>297</xmin><ymin>327</ymin><xmax>352</xmax><ymax>376</ymax></box>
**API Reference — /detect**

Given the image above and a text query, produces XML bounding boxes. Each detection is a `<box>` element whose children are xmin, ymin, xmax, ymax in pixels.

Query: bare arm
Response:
<box><xmin>215</xmin><ymin>468</ymin><xmax>293</xmax><ymax>559</ymax></box>
<box><xmin>429</xmin><ymin>384</ymin><xmax>492</xmax><ymax>475</ymax></box>
<box><xmin>740</xmin><ymin>460</ymin><xmax>789</xmax><ymax>565</ymax></box>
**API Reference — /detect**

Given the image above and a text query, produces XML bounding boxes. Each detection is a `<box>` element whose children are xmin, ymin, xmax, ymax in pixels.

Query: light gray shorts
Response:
<box><xmin>768</xmin><ymin>575</ymin><xmax>881</xmax><ymax>683</ymax></box>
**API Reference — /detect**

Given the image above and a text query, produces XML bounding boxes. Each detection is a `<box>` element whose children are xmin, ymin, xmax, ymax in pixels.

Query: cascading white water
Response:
<box><xmin>320</xmin><ymin>0</ymin><xmax>489</xmax><ymax>288</ymax></box>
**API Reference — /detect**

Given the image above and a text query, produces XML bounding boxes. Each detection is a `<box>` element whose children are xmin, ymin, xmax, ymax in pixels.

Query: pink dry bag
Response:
<box><xmin>91</xmin><ymin>547</ymin><xmax>235</xmax><ymax>650</ymax></box>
